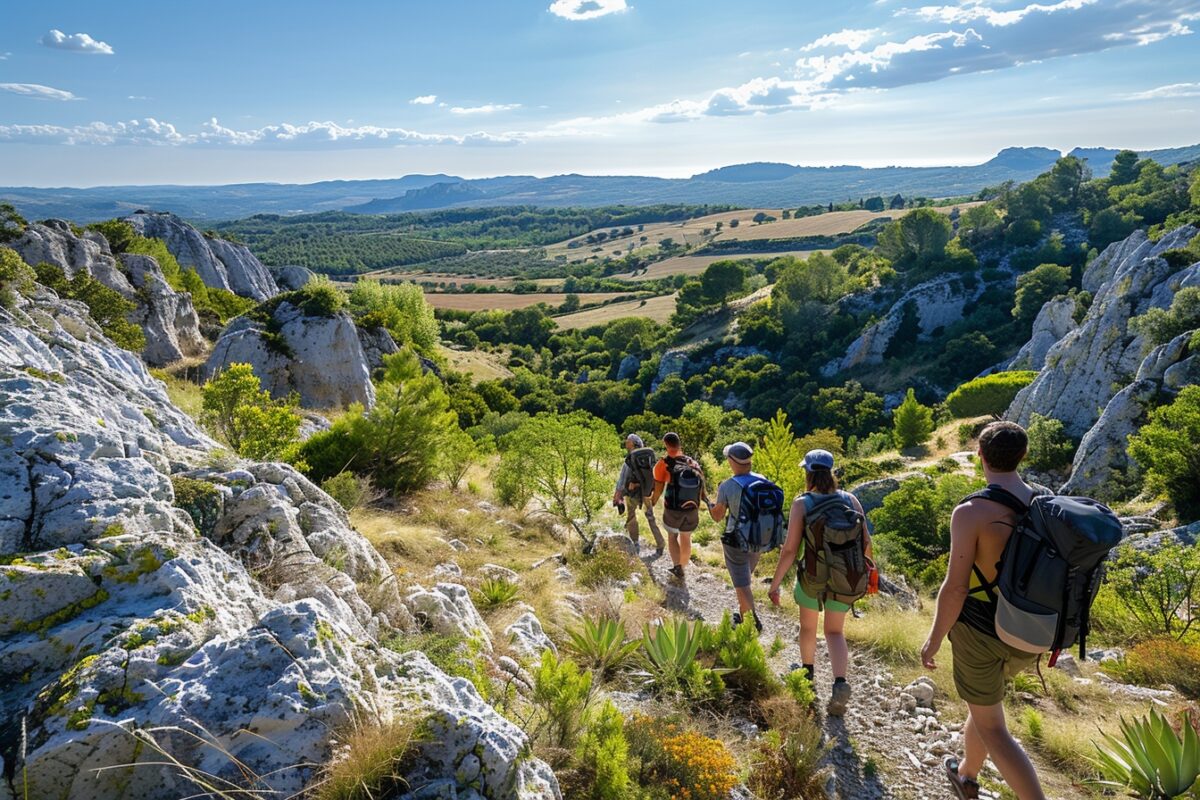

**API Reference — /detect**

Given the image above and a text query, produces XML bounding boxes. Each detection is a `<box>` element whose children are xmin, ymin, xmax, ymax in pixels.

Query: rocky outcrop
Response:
<box><xmin>824</xmin><ymin>272</ymin><xmax>1008</xmax><ymax>376</ymax></box>
<box><xmin>652</xmin><ymin>345</ymin><xmax>770</xmax><ymax>391</ymax></box>
<box><xmin>9</xmin><ymin>221</ymin><xmax>205</xmax><ymax>366</ymax></box>
<box><xmin>506</xmin><ymin>612</ymin><xmax>556</xmax><ymax>660</ymax></box>
<box><xmin>204</xmin><ymin>300</ymin><xmax>379</xmax><ymax>408</ymax></box>
<box><xmin>1008</xmin><ymin>296</ymin><xmax>1076</xmax><ymax>370</ymax></box>
<box><xmin>270</xmin><ymin>264</ymin><xmax>317</xmax><ymax>291</ymax></box>
<box><xmin>0</xmin><ymin>287</ymin><xmax>557</xmax><ymax>800</ymax></box>
<box><xmin>124</xmin><ymin>211</ymin><xmax>278</xmax><ymax>301</ymax></box>
<box><xmin>1008</xmin><ymin>226</ymin><xmax>1199</xmax><ymax>438</ymax></box>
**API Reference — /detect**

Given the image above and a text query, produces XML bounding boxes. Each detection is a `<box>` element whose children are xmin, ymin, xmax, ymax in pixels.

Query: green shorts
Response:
<box><xmin>793</xmin><ymin>581</ymin><xmax>852</xmax><ymax>613</ymax></box>
<box><xmin>948</xmin><ymin>621</ymin><xmax>1040</xmax><ymax>706</ymax></box>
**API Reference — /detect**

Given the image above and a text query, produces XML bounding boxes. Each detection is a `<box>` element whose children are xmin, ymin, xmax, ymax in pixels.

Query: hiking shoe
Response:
<box><xmin>732</xmin><ymin>612</ymin><xmax>743</xmax><ymax>627</ymax></box>
<box><xmin>827</xmin><ymin>681</ymin><xmax>852</xmax><ymax>717</ymax></box>
<box><xmin>752</xmin><ymin>611</ymin><xmax>763</xmax><ymax>633</ymax></box>
<box><xmin>669</xmin><ymin>565</ymin><xmax>685</xmax><ymax>581</ymax></box>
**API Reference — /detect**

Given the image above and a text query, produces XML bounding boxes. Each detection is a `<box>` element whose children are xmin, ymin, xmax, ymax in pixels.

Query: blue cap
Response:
<box><xmin>802</xmin><ymin>449</ymin><xmax>835</xmax><ymax>471</ymax></box>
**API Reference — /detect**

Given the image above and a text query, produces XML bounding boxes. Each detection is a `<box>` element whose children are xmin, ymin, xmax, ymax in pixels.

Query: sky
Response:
<box><xmin>1</xmin><ymin>0</ymin><xmax>1199</xmax><ymax>186</ymax></box>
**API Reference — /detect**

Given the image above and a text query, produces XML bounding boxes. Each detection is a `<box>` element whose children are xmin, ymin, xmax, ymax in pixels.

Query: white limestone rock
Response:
<box><xmin>124</xmin><ymin>211</ymin><xmax>278</xmax><ymax>301</ymax></box>
<box><xmin>506</xmin><ymin>611</ymin><xmax>556</xmax><ymax>660</ymax></box>
<box><xmin>404</xmin><ymin>583</ymin><xmax>492</xmax><ymax>647</ymax></box>
<box><xmin>270</xmin><ymin>264</ymin><xmax>317</xmax><ymax>291</ymax></box>
<box><xmin>1008</xmin><ymin>296</ymin><xmax>1076</xmax><ymax>370</ymax></box>
<box><xmin>204</xmin><ymin>300</ymin><xmax>376</xmax><ymax>408</ymax></box>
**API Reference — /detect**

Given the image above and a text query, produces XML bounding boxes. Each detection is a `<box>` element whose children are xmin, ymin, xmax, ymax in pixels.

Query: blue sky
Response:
<box><xmin>1</xmin><ymin>0</ymin><xmax>1199</xmax><ymax>186</ymax></box>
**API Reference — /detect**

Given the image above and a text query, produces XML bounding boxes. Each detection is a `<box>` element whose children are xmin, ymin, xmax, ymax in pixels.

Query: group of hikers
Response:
<box><xmin>613</xmin><ymin>420</ymin><xmax>1123</xmax><ymax>800</ymax></box>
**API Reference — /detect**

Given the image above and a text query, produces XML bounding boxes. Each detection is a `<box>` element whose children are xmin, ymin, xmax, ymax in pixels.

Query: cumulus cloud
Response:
<box><xmin>548</xmin><ymin>0</ymin><xmax>629</xmax><ymax>21</ymax></box>
<box><xmin>40</xmin><ymin>29</ymin><xmax>114</xmax><ymax>55</ymax></box>
<box><xmin>409</xmin><ymin>94</ymin><xmax>437</xmax><ymax>105</ymax></box>
<box><xmin>0</xmin><ymin>83</ymin><xmax>80</xmax><ymax>101</ymax></box>
<box><xmin>801</xmin><ymin>28</ymin><xmax>880</xmax><ymax>51</ymax></box>
<box><xmin>0</xmin><ymin>117</ymin><xmax>524</xmax><ymax>148</ymax></box>
<box><xmin>450</xmin><ymin>103</ymin><xmax>522</xmax><ymax>114</ymax></box>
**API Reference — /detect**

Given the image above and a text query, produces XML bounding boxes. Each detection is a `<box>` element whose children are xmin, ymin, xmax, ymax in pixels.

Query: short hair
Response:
<box><xmin>979</xmin><ymin>421</ymin><xmax>1028</xmax><ymax>472</ymax></box>
<box><xmin>663</xmin><ymin>432</ymin><xmax>681</xmax><ymax>448</ymax></box>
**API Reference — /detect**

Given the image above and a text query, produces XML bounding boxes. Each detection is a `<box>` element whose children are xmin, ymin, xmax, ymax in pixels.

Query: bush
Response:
<box><xmin>201</xmin><ymin>363</ymin><xmax>302</xmax><ymax>461</ymax></box>
<box><xmin>784</xmin><ymin>669</ymin><xmax>816</xmax><ymax>707</ymax></box>
<box><xmin>640</xmin><ymin>618</ymin><xmax>724</xmax><ymax>701</ymax></box>
<box><xmin>1129</xmin><ymin>287</ymin><xmax>1200</xmax><ymax>347</ymax></box>
<box><xmin>748</xmin><ymin>723</ymin><xmax>829</xmax><ymax>800</ymax></box>
<box><xmin>625</xmin><ymin>714</ymin><xmax>738</xmax><ymax>800</ymax></box>
<box><xmin>838</xmin><ymin>458</ymin><xmax>883</xmax><ymax>487</ymax></box>
<box><xmin>1105</xmin><ymin>638</ymin><xmax>1200</xmax><ymax>698</ymax></box>
<box><xmin>1129</xmin><ymin>386</ymin><xmax>1200</xmax><ymax>521</ymax></box>
<box><xmin>870</xmin><ymin>473</ymin><xmax>982</xmax><ymax>574</ymax></box>
<box><xmin>475</xmin><ymin>577</ymin><xmax>519</xmax><ymax>610</ymax></box>
<box><xmin>945</xmin><ymin>371</ymin><xmax>1038</xmax><ymax>418</ymax></box>
<box><xmin>574</xmin><ymin>547</ymin><xmax>638</xmax><ymax>589</ymax></box>
<box><xmin>0</xmin><ymin>247</ymin><xmax>34</xmax><ymax>309</ymax></box>
<box><xmin>893</xmin><ymin>389</ymin><xmax>934</xmax><ymax>450</ymax></box>
<box><xmin>439</xmin><ymin>427</ymin><xmax>477</xmax><ymax>490</ymax></box>
<box><xmin>33</xmin><ymin>262</ymin><xmax>145</xmax><ymax>351</ymax></box>
<box><xmin>1013</xmin><ymin>263</ymin><xmax>1070</xmax><ymax>323</ymax></box>
<box><xmin>702</xmin><ymin>611</ymin><xmax>779</xmax><ymax>701</ymax></box>
<box><xmin>348</xmin><ymin>279</ymin><xmax>438</xmax><ymax>352</ymax></box>
<box><xmin>566</xmin><ymin>618</ymin><xmax>640</xmax><ymax>679</ymax></box>
<box><xmin>1091</xmin><ymin>708</ymin><xmax>1200</xmax><ymax>799</ymax></box>
<box><xmin>1105</xmin><ymin>543</ymin><xmax>1200</xmax><ymax>640</ymax></box>
<box><xmin>569</xmin><ymin>701</ymin><xmax>631</xmax><ymax>800</ymax></box>
<box><xmin>1026</xmin><ymin>412</ymin><xmax>1075</xmax><ymax>471</ymax></box>
<box><xmin>527</xmin><ymin>650</ymin><xmax>595</xmax><ymax>766</ymax></box>
<box><xmin>170</xmin><ymin>476</ymin><xmax>223</xmax><ymax>537</ymax></box>
<box><xmin>320</xmin><ymin>472</ymin><xmax>372</xmax><ymax>511</ymax></box>
<box><xmin>794</xmin><ymin>427</ymin><xmax>844</xmax><ymax>457</ymax></box>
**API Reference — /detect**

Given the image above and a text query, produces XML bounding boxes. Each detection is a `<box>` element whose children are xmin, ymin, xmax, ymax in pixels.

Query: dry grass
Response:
<box><xmin>423</xmin><ymin>291</ymin><xmax>635</xmax><ymax>311</ymax></box>
<box><xmin>617</xmin><ymin>250</ymin><xmax>832</xmax><ymax>282</ymax></box>
<box><xmin>149</xmin><ymin>358</ymin><xmax>207</xmax><ymax>420</ymax></box>
<box><xmin>553</xmin><ymin>293</ymin><xmax>678</xmax><ymax>330</ymax></box>
<box><xmin>310</xmin><ymin>716</ymin><xmax>427</xmax><ymax>800</ymax></box>
<box><xmin>437</xmin><ymin>345</ymin><xmax>513</xmax><ymax>382</ymax></box>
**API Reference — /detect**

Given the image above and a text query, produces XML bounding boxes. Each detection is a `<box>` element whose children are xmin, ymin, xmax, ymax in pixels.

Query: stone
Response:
<box><xmin>124</xmin><ymin>211</ymin><xmax>278</xmax><ymax>301</ymax></box>
<box><xmin>850</xmin><ymin>473</ymin><xmax>928</xmax><ymax>513</ymax></box>
<box><xmin>506</xmin><ymin>612</ymin><xmax>556</xmax><ymax>660</ymax></box>
<box><xmin>616</xmin><ymin>354</ymin><xmax>641</xmax><ymax>381</ymax></box>
<box><xmin>1007</xmin><ymin>296</ymin><xmax>1077</xmax><ymax>370</ymax></box>
<box><xmin>434</xmin><ymin>562</ymin><xmax>463</xmax><ymax>578</ymax></box>
<box><xmin>404</xmin><ymin>583</ymin><xmax>492</xmax><ymax>647</ymax></box>
<box><xmin>592</xmin><ymin>530</ymin><xmax>639</xmax><ymax>557</ymax></box>
<box><xmin>204</xmin><ymin>300</ymin><xmax>377</xmax><ymax>408</ymax></box>
<box><xmin>270</xmin><ymin>264</ymin><xmax>318</xmax><ymax>291</ymax></box>
<box><xmin>1054</xmin><ymin>654</ymin><xmax>1082</xmax><ymax>678</ymax></box>
<box><xmin>904</xmin><ymin>679</ymin><xmax>936</xmax><ymax>708</ymax></box>
<box><xmin>481</xmin><ymin>563</ymin><xmax>520</xmax><ymax>582</ymax></box>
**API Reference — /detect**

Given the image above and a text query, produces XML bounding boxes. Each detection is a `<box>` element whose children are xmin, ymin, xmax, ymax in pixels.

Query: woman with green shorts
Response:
<box><xmin>768</xmin><ymin>449</ymin><xmax>871</xmax><ymax>716</ymax></box>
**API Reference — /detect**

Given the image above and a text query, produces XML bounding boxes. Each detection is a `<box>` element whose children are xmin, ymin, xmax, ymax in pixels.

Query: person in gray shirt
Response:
<box><xmin>613</xmin><ymin>434</ymin><xmax>665</xmax><ymax>556</ymax></box>
<box><xmin>708</xmin><ymin>441</ymin><xmax>764</xmax><ymax>632</ymax></box>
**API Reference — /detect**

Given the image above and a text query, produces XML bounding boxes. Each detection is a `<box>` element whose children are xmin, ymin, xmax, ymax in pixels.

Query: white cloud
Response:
<box><xmin>450</xmin><ymin>103</ymin><xmax>522</xmax><ymax>115</ymax></box>
<box><xmin>0</xmin><ymin>117</ymin><xmax>525</xmax><ymax>148</ymax></box>
<box><xmin>548</xmin><ymin>0</ymin><xmax>629</xmax><ymax>21</ymax></box>
<box><xmin>801</xmin><ymin>28</ymin><xmax>880</xmax><ymax>51</ymax></box>
<box><xmin>127</xmin><ymin>95</ymin><xmax>152</xmax><ymax>101</ymax></box>
<box><xmin>1127</xmin><ymin>82</ymin><xmax>1200</xmax><ymax>100</ymax></box>
<box><xmin>40</xmin><ymin>29</ymin><xmax>114</xmax><ymax>55</ymax></box>
<box><xmin>0</xmin><ymin>52</ymin><xmax>10</xmax><ymax>60</ymax></box>
<box><xmin>409</xmin><ymin>94</ymin><xmax>437</xmax><ymax>105</ymax></box>
<box><xmin>0</xmin><ymin>83</ymin><xmax>80</xmax><ymax>101</ymax></box>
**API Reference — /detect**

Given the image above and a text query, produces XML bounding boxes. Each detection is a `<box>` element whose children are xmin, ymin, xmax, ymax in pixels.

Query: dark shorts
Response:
<box><xmin>948</xmin><ymin>621</ymin><xmax>1040</xmax><ymax>706</ymax></box>
<box><xmin>662</xmin><ymin>507</ymin><xmax>699</xmax><ymax>533</ymax></box>
<box><xmin>722</xmin><ymin>544</ymin><xmax>761</xmax><ymax>588</ymax></box>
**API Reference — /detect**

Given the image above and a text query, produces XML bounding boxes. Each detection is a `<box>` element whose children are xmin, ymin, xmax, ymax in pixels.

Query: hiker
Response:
<box><xmin>613</xmin><ymin>434</ymin><xmax>666</xmax><ymax>556</ymax></box>
<box><xmin>768</xmin><ymin>449</ymin><xmax>872</xmax><ymax>717</ymax></box>
<box><xmin>709</xmin><ymin>441</ymin><xmax>785</xmax><ymax>633</ymax></box>
<box><xmin>648</xmin><ymin>432</ymin><xmax>706</xmax><ymax>581</ymax></box>
<box><xmin>921</xmin><ymin>421</ymin><xmax>1047</xmax><ymax>800</ymax></box>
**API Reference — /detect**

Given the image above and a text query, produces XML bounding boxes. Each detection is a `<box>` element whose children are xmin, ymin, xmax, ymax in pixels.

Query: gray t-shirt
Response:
<box><xmin>716</xmin><ymin>472</ymin><xmax>765</xmax><ymax>535</ymax></box>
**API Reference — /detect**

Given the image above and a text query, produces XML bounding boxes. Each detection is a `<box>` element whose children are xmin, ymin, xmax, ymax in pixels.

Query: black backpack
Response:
<box><xmin>725</xmin><ymin>474</ymin><xmax>786</xmax><ymax>553</ymax></box>
<box><xmin>624</xmin><ymin>446</ymin><xmax>657</xmax><ymax>499</ymax></box>
<box><xmin>969</xmin><ymin>486</ymin><xmax>1123</xmax><ymax>664</ymax></box>
<box><xmin>664</xmin><ymin>455</ymin><xmax>703</xmax><ymax>511</ymax></box>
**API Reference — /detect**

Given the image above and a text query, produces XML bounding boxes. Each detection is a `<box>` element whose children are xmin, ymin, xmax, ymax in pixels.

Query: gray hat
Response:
<box><xmin>625</xmin><ymin>434</ymin><xmax>644</xmax><ymax>447</ymax></box>
<box><xmin>802</xmin><ymin>449</ymin><xmax>835</xmax><ymax>471</ymax></box>
<box><xmin>723</xmin><ymin>441</ymin><xmax>754</xmax><ymax>464</ymax></box>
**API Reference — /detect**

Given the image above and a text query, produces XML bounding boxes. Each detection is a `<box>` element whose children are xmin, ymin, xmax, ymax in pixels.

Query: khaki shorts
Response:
<box><xmin>948</xmin><ymin>621</ymin><xmax>1040</xmax><ymax>706</ymax></box>
<box><xmin>662</xmin><ymin>507</ymin><xmax>699</xmax><ymax>533</ymax></box>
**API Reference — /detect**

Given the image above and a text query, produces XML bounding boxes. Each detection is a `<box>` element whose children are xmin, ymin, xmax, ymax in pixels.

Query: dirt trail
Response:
<box><xmin>637</xmin><ymin>547</ymin><xmax>999</xmax><ymax>800</ymax></box>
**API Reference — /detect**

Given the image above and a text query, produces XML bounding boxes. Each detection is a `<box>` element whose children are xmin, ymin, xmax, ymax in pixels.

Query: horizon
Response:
<box><xmin>2</xmin><ymin>0</ymin><xmax>1199</xmax><ymax>187</ymax></box>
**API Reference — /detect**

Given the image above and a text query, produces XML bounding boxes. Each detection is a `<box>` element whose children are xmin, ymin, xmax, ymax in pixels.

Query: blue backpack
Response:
<box><xmin>726</xmin><ymin>474</ymin><xmax>785</xmax><ymax>553</ymax></box>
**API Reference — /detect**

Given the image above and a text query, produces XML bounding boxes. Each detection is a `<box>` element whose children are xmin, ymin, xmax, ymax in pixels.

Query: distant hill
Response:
<box><xmin>2</xmin><ymin>143</ymin><xmax>1196</xmax><ymax>223</ymax></box>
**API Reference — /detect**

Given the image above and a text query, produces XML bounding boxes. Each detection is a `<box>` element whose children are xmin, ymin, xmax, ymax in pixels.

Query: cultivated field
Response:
<box><xmin>618</xmin><ymin>250</ymin><xmax>833</xmax><ymax>281</ymax></box>
<box><xmin>714</xmin><ymin>202</ymin><xmax>980</xmax><ymax>242</ymax></box>
<box><xmin>553</xmin><ymin>293</ymin><xmax>678</xmax><ymax>330</ymax></box>
<box><xmin>423</xmin><ymin>291</ymin><xmax>635</xmax><ymax>311</ymax></box>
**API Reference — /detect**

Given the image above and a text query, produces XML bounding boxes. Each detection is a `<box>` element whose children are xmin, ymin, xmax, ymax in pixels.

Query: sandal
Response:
<box><xmin>944</xmin><ymin>757</ymin><xmax>980</xmax><ymax>800</ymax></box>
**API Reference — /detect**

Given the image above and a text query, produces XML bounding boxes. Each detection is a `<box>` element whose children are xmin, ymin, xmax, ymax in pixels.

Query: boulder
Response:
<box><xmin>0</xmin><ymin>288</ymin><xmax>554</xmax><ymax>799</ymax></box>
<box><xmin>357</xmin><ymin>322</ymin><xmax>402</xmax><ymax>372</ymax></box>
<box><xmin>270</xmin><ymin>264</ymin><xmax>317</xmax><ymax>291</ymax></box>
<box><xmin>124</xmin><ymin>211</ymin><xmax>278</xmax><ymax>301</ymax></box>
<box><xmin>592</xmin><ymin>530</ymin><xmax>639</xmax><ymax>557</ymax></box>
<box><xmin>616</xmin><ymin>354</ymin><xmax>641</xmax><ymax>381</ymax></box>
<box><xmin>204</xmin><ymin>300</ymin><xmax>376</xmax><ymax>408</ymax></box>
<box><xmin>1008</xmin><ymin>296</ymin><xmax>1076</xmax><ymax>370</ymax></box>
<box><xmin>506</xmin><ymin>612</ymin><xmax>557</xmax><ymax>660</ymax></box>
<box><xmin>404</xmin><ymin>583</ymin><xmax>492</xmax><ymax>647</ymax></box>
<box><xmin>482</xmin><ymin>563</ymin><xmax>520</xmax><ymax>582</ymax></box>
<box><xmin>850</xmin><ymin>473</ymin><xmax>929</xmax><ymax>514</ymax></box>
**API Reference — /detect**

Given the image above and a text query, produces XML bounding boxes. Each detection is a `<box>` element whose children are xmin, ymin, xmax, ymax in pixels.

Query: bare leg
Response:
<box><xmin>667</xmin><ymin>530</ymin><xmax>681</xmax><ymax>567</ymax></box>
<box><xmin>734</xmin><ymin>586</ymin><xmax>755</xmax><ymax>615</ymax></box>
<box><xmin>961</xmin><ymin>713</ymin><xmax>989</xmax><ymax>781</ymax></box>
<box><xmin>824</xmin><ymin>610</ymin><xmax>849</xmax><ymax>679</ymax></box>
<box><xmin>799</xmin><ymin>604</ymin><xmax>819</xmax><ymax>665</ymax></box>
<box><xmin>678</xmin><ymin>532</ymin><xmax>692</xmax><ymax>566</ymax></box>
<box><xmin>965</xmin><ymin>702</ymin><xmax>1045</xmax><ymax>800</ymax></box>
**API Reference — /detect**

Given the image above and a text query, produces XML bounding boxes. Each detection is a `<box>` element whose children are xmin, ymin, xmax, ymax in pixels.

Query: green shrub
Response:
<box><xmin>528</xmin><ymin>650</ymin><xmax>595</xmax><ymax>765</ymax></box>
<box><xmin>569</xmin><ymin>700</ymin><xmax>631</xmax><ymax>800</ymax></box>
<box><xmin>1013</xmin><ymin>263</ymin><xmax>1070</xmax><ymax>323</ymax></box>
<box><xmin>640</xmin><ymin>618</ymin><xmax>724</xmax><ymax>701</ymax></box>
<box><xmin>0</xmin><ymin>247</ymin><xmax>34</xmax><ymax>309</ymax></box>
<box><xmin>348</xmin><ymin>279</ymin><xmax>438</xmax><ymax>352</ymax></box>
<box><xmin>893</xmin><ymin>388</ymin><xmax>934</xmax><ymax>449</ymax></box>
<box><xmin>170</xmin><ymin>476</ymin><xmax>223</xmax><ymax>537</ymax></box>
<box><xmin>703</xmin><ymin>611</ymin><xmax>779</xmax><ymax>700</ymax></box>
<box><xmin>838</xmin><ymin>458</ymin><xmax>882</xmax><ymax>487</ymax></box>
<box><xmin>794</xmin><ymin>427</ymin><xmax>844</xmax><ymax>457</ymax></box>
<box><xmin>1105</xmin><ymin>542</ymin><xmax>1200</xmax><ymax>640</ymax></box>
<box><xmin>566</xmin><ymin>617</ymin><xmax>641</xmax><ymax>679</ymax></box>
<box><xmin>0</xmin><ymin>203</ymin><xmax>27</xmax><ymax>242</ymax></box>
<box><xmin>320</xmin><ymin>472</ymin><xmax>372</xmax><ymax>511</ymax></box>
<box><xmin>201</xmin><ymin>363</ymin><xmax>302</xmax><ymax>461</ymax></box>
<box><xmin>784</xmin><ymin>670</ymin><xmax>816</xmax><ymax>707</ymax></box>
<box><xmin>747</xmin><ymin>722</ymin><xmax>829</xmax><ymax>800</ymax></box>
<box><xmin>870</xmin><ymin>473</ymin><xmax>983</xmax><ymax>574</ymax></box>
<box><xmin>945</xmin><ymin>371</ymin><xmax>1038</xmax><ymax>418</ymax></box>
<box><xmin>1129</xmin><ymin>386</ymin><xmax>1200</xmax><ymax>521</ymax></box>
<box><xmin>33</xmin><ymin>262</ymin><xmax>145</xmax><ymax>351</ymax></box>
<box><xmin>1026</xmin><ymin>413</ymin><xmax>1075</xmax><ymax>471</ymax></box>
<box><xmin>474</xmin><ymin>577</ymin><xmax>519</xmax><ymax>610</ymax></box>
<box><xmin>574</xmin><ymin>547</ymin><xmax>638</xmax><ymax>588</ymax></box>
<box><xmin>1129</xmin><ymin>287</ymin><xmax>1200</xmax><ymax>347</ymax></box>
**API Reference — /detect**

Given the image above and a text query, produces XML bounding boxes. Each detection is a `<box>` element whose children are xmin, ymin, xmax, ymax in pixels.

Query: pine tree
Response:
<box><xmin>893</xmin><ymin>388</ymin><xmax>934</xmax><ymax>450</ymax></box>
<box><xmin>756</xmin><ymin>410</ymin><xmax>804</xmax><ymax>503</ymax></box>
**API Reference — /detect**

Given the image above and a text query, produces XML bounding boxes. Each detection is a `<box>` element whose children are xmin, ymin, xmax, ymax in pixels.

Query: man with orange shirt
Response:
<box><xmin>648</xmin><ymin>432</ymin><xmax>707</xmax><ymax>581</ymax></box>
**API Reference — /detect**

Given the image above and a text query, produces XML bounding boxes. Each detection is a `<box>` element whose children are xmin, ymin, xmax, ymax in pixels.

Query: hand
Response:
<box><xmin>768</xmin><ymin>586</ymin><xmax>782</xmax><ymax>607</ymax></box>
<box><xmin>921</xmin><ymin>637</ymin><xmax>940</xmax><ymax>670</ymax></box>
<box><xmin>613</xmin><ymin>493</ymin><xmax>623</xmax><ymax>506</ymax></box>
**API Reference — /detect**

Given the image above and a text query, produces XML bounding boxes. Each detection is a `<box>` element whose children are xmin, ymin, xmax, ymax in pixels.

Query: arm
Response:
<box><xmin>649</xmin><ymin>480</ymin><xmax>665</xmax><ymax>507</ymax></box>
<box><xmin>768</xmin><ymin>498</ymin><xmax>806</xmax><ymax>605</ymax></box>
<box><xmin>708</xmin><ymin>479</ymin><xmax>727</xmax><ymax>522</ymax></box>
<box><xmin>921</xmin><ymin>504</ymin><xmax>978</xmax><ymax>669</ymax></box>
<box><xmin>614</xmin><ymin>463</ymin><xmax>629</xmax><ymax>505</ymax></box>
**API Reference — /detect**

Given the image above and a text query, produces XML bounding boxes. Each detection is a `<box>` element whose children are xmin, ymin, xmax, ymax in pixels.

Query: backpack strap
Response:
<box><xmin>965</xmin><ymin>485</ymin><xmax>1030</xmax><ymax>516</ymax></box>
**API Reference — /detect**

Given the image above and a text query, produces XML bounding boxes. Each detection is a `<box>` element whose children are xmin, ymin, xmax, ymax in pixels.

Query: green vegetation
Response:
<box><xmin>639</xmin><ymin>618</ymin><xmax>724</xmax><ymax>702</ymax></box>
<box><xmin>0</xmin><ymin>247</ymin><xmax>35</xmax><ymax>308</ymax></box>
<box><xmin>320</xmin><ymin>472</ymin><xmax>373</xmax><ymax>512</ymax></box>
<box><xmin>1130</xmin><ymin>287</ymin><xmax>1200</xmax><ymax>347</ymax></box>
<box><xmin>1128</xmin><ymin>386</ymin><xmax>1200</xmax><ymax>520</ymax></box>
<box><xmin>1106</xmin><ymin>638</ymin><xmax>1200</xmax><ymax>698</ymax></box>
<box><xmin>703</xmin><ymin>612</ymin><xmax>778</xmax><ymax>701</ymax></box>
<box><xmin>1091</xmin><ymin>708</ymin><xmax>1200</xmax><ymax>799</ymax></box>
<box><xmin>945</xmin><ymin>371</ymin><xmax>1038</xmax><ymax>418</ymax></box>
<box><xmin>33</xmin><ymin>262</ymin><xmax>145</xmax><ymax>351</ymax></box>
<box><xmin>1013</xmin><ymin>263</ymin><xmax>1070</xmax><ymax>323</ymax></box>
<box><xmin>200</xmin><ymin>363</ymin><xmax>302</xmax><ymax>461</ymax></box>
<box><xmin>1026</xmin><ymin>412</ymin><xmax>1075</xmax><ymax>471</ymax></box>
<box><xmin>348</xmin><ymin>279</ymin><xmax>438</xmax><ymax>352</ymax></box>
<box><xmin>565</xmin><ymin>618</ymin><xmax>641</xmax><ymax>679</ymax></box>
<box><xmin>1105</xmin><ymin>543</ymin><xmax>1200</xmax><ymax>640</ymax></box>
<box><xmin>892</xmin><ymin>388</ymin><xmax>934</xmax><ymax>449</ymax></box>
<box><xmin>870</xmin><ymin>473</ymin><xmax>984</xmax><ymax>579</ymax></box>
<box><xmin>474</xmin><ymin>577</ymin><xmax>519</xmax><ymax>610</ymax></box>
<box><xmin>170</xmin><ymin>476</ymin><xmax>223</xmax><ymax>536</ymax></box>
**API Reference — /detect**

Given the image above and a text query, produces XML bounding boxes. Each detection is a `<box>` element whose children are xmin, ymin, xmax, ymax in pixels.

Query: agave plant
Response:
<box><xmin>1090</xmin><ymin>708</ymin><xmax>1200</xmax><ymax>799</ymax></box>
<box><xmin>566</xmin><ymin>617</ymin><xmax>640</xmax><ymax>678</ymax></box>
<box><xmin>638</xmin><ymin>617</ymin><xmax>730</xmax><ymax>700</ymax></box>
<box><xmin>475</xmin><ymin>577</ymin><xmax>519</xmax><ymax>610</ymax></box>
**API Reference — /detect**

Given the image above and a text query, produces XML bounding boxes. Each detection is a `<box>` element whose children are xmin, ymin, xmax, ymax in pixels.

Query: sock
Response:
<box><xmin>803</xmin><ymin>664</ymin><xmax>815</xmax><ymax>683</ymax></box>
<box><xmin>834</xmin><ymin>677</ymin><xmax>847</xmax><ymax>685</ymax></box>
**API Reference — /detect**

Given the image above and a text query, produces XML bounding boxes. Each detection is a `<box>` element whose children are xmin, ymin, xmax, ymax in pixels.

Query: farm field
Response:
<box><xmin>617</xmin><ymin>250</ymin><xmax>833</xmax><ymax>281</ymax></box>
<box><xmin>437</xmin><ymin>345</ymin><xmax>514</xmax><ymax>382</ymax></box>
<box><xmin>711</xmin><ymin>201</ymin><xmax>982</xmax><ymax>242</ymax></box>
<box><xmin>423</xmin><ymin>291</ymin><xmax>637</xmax><ymax>312</ymax></box>
<box><xmin>552</xmin><ymin>292</ymin><xmax>678</xmax><ymax>330</ymax></box>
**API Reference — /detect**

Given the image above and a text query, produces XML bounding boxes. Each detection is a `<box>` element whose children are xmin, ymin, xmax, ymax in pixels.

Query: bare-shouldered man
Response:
<box><xmin>921</xmin><ymin>421</ymin><xmax>1046</xmax><ymax>800</ymax></box>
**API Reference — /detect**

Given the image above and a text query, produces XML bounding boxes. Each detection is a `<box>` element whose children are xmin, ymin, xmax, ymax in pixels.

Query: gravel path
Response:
<box><xmin>639</xmin><ymin>547</ymin><xmax>997</xmax><ymax>800</ymax></box>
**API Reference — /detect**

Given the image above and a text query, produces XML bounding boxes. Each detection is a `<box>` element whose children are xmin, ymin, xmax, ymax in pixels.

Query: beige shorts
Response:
<box><xmin>662</xmin><ymin>507</ymin><xmax>699</xmax><ymax>533</ymax></box>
